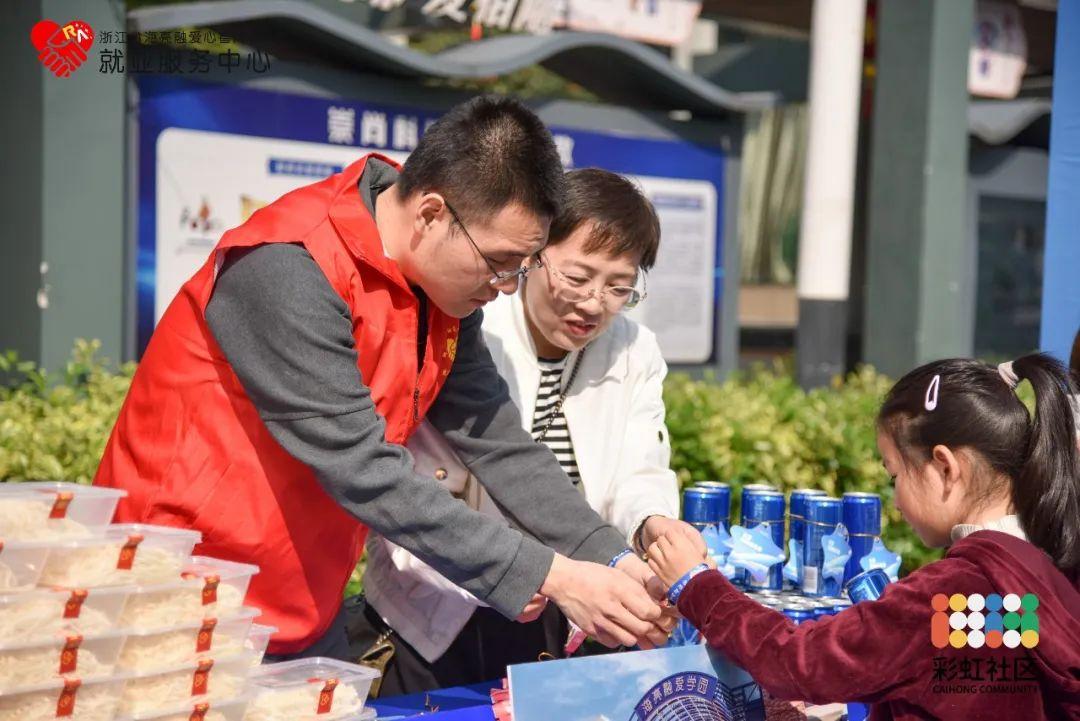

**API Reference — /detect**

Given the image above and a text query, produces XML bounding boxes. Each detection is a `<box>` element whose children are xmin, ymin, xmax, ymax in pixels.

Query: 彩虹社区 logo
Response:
<box><xmin>31</xmin><ymin>19</ymin><xmax>95</xmax><ymax>78</ymax></box>
<box><xmin>931</xmin><ymin>593</ymin><xmax>1039</xmax><ymax>649</ymax></box>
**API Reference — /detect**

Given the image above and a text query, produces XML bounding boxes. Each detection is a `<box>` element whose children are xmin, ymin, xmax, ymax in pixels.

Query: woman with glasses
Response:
<box><xmin>355</xmin><ymin>168</ymin><xmax>695</xmax><ymax>694</ymax></box>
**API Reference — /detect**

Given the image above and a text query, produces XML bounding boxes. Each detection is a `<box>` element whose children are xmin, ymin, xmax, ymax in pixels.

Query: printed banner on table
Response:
<box><xmin>508</xmin><ymin>644</ymin><xmax>765</xmax><ymax>721</ymax></box>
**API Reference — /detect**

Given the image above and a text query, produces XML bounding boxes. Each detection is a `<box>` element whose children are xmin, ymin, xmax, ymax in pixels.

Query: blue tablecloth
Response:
<box><xmin>369</xmin><ymin>681</ymin><xmax>496</xmax><ymax>720</ymax></box>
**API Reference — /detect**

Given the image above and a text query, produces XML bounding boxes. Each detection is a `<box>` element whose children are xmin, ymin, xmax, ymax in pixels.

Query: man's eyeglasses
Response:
<box><xmin>541</xmin><ymin>253</ymin><xmax>647</xmax><ymax>312</ymax></box>
<box><xmin>445</xmin><ymin>201</ymin><xmax>542</xmax><ymax>287</ymax></box>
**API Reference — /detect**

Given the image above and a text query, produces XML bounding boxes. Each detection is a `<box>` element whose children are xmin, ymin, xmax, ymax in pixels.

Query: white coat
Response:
<box><xmin>364</xmin><ymin>290</ymin><xmax>679</xmax><ymax>662</ymax></box>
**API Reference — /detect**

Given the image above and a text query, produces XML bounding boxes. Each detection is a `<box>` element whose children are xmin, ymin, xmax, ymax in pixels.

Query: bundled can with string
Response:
<box><xmin>682</xmin><ymin>488</ymin><xmax>722</xmax><ymax>531</ymax></box>
<box><xmin>842</xmin><ymin>492</ymin><xmax>882</xmax><ymax>584</ymax></box>
<box><xmin>801</xmin><ymin>496</ymin><xmax>843</xmax><ymax>597</ymax></box>
<box><xmin>740</xmin><ymin>489</ymin><xmax>786</xmax><ymax>590</ymax></box>
<box><xmin>788</xmin><ymin>489</ymin><xmax>827</xmax><ymax>589</ymax></box>
<box><xmin>693</xmin><ymin>482</ymin><xmax>731</xmax><ymax>531</ymax></box>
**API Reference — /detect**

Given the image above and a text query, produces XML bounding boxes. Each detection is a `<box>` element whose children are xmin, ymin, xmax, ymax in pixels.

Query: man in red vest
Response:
<box><xmin>95</xmin><ymin>96</ymin><xmax>690</xmax><ymax>659</ymax></box>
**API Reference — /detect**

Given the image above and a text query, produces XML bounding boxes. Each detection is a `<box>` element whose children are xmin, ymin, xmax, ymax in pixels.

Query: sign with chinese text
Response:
<box><xmin>137</xmin><ymin>76</ymin><xmax>725</xmax><ymax>363</ymax></box>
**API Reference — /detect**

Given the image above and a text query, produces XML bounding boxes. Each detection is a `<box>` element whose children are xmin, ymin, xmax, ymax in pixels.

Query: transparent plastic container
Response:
<box><xmin>118</xmin><ymin>607</ymin><xmax>261</xmax><ymax>673</ymax></box>
<box><xmin>115</xmin><ymin>693</ymin><xmax>251</xmax><ymax>721</ymax></box>
<box><xmin>0</xmin><ymin>482</ymin><xmax>126</xmax><ymax>540</ymax></box>
<box><xmin>119</xmin><ymin>556</ymin><xmax>257</xmax><ymax>630</ymax></box>
<box><xmin>0</xmin><ymin>629</ymin><xmax>128</xmax><ymax>694</ymax></box>
<box><xmin>0</xmin><ymin>674</ymin><xmax>131</xmax><ymax>721</ymax></box>
<box><xmin>118</xmin><ymin>653</ymin><xmax>255</xmax><ymax>718</ymax></box>
<box><xmin>0</xmin><ymin>540</ymin><xmax>52</xmax><ymax>593</ymax></box>
<box><xmin>245</xmin><ymin>658</ymin><xmax>380</xmax><ymax>721</ymax></box>
<box><xmin>244</xmin><ymin>625</ymin><xmax>276</xmax><ymax>668</ymax></box>
<box><xmin>0</xmin><ymin>585</ymin><xmax>130</xmax><ymax>645</ymax></box>
<box><xmin>38</xmin><ymin>524</ymin><xmax>201</xmax><ymax>589</ymax></box>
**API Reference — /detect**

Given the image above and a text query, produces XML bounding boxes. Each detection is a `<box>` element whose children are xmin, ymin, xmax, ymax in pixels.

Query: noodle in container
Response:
<box><xmin>38</xmin><ymin>525</ymin><xmax>201</xmax><ymax>589</ymax></box>
<box><xmin>243</xmin><ymin>658</ymin><xmax>379</xmax><ymax>721</ymax></box>
<box><xmin>0</xmin><ymin>672</ymin><xmax>132</xmax><ymax>721</ymax></box>
<box><xmin>117</xmin><ymin>607</ymin><xmax>261</xmax><ymax>673</ymax></box>
<box><xmin>119</xmin><ymin>556</ymin><xmax>258</xmax><ymax>631</ymax></box>
<box><xmin>112</xmin><ymin>692</ymin><xmax>251</xmax><ymax>721</ymax></box>
<box><xmin>0</xmin><ymin>482</ymin><xmax>126</xmax><ymax>541</ymax></box>
<box><xmin>0</xmin><ymin>540</ymin><xmax>53</xmax><ymax>593</ymax></box>
<box><xmin>118</xmin><ymin>652</ymin><xmax>254</xmax><ymax>717</ymax></box>
<box><xmin>0</xmin><ymin>586</ymin><xmax>130</xmax><ymax>645</ymax></box>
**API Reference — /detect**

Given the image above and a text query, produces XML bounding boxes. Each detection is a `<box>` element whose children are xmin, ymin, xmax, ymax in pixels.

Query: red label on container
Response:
<box><xmin>56</xmin><ymin>679</ymin><xmax>81</xmax><ymax>717</ymax></box>
<box><xmin>63</xmin><ymin>589</ymin><xmax>88</xmax><ymax>619</ymax></box>
<box><xmin>189</xmin><ymin>703</ymin><xmax>210</xmax><ymax>721</ymax></box>
<box><xmin>196</xmin><ymin>618</ymin><xmax>217</xmax><ymax>653</ymax></box>
<box><xmin>192</xmin><ymin>659</ymin><xmax>214</xmax><ymax>695</ymax></box>
<box><xmin>58</xmin><ymin>635</ymin><xmax>83</xmax><ymax>674</ymax></box>
<box><xmin>49</xmin><ymin>491</ymin><xmax>74</xmax><ymax>519</ymax></box>
<box><xmin>201</xmin><ymin>575</ymin><xmax>220</xmax><ymax>606</ymax></box>
<box><xmin>117</xmin><ymin>533</ymin><xmax>144</xmax><ymax>570</ymax></box>
<box><xmin>316</xmin><ymin>678</ymin><xmax>339</xmax><ymax>714</ymax></box>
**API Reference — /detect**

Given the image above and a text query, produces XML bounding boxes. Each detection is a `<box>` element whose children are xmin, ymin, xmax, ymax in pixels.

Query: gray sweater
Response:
<box><xmin>204</xmin><ymin>161</ymin><xmax>626</xmax><ymax>618</ymax></box>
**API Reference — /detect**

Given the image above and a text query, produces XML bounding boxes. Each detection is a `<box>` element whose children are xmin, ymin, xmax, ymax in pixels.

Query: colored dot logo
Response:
<box><xmin>931</xmin><ymin>592</ymin><xmax>1038</xmax><ymax>649</ymax></box>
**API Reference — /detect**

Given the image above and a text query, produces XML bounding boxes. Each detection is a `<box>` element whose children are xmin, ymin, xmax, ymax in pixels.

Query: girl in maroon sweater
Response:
<box><xmin>649</xmin><ymin>354</ymin><xmax>1080</xmax><ymax>721</ymax></box>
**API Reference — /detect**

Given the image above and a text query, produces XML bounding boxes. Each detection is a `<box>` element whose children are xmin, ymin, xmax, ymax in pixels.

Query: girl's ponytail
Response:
<box><xmin>1011</xmin><ymin>353</ymin><xmax>1080</xmax><ymax>571</ymax></box>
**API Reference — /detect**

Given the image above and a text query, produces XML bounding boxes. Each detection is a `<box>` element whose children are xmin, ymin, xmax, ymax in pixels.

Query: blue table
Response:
<box><xmin>369</xmin><ymin>681</ymin><xmax>497</xmax><ymax>720</ymax></box>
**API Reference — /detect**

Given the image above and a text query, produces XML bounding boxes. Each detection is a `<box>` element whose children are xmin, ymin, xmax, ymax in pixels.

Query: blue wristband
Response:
<box><xmin>608</xmin><ymin>549</ymin><xmax>634</xmax><ymax>567</ymax></box>
<box><xmin>667</xmin><ymin>563</ymin><xmax>709</xmax><ymax>605</ymax></box>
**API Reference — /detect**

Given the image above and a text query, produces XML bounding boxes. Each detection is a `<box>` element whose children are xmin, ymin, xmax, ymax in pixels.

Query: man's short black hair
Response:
<box><xmin>397</xmin><ymin>95</ymin><xmax>565</xmax><ymax>224</ymax></box>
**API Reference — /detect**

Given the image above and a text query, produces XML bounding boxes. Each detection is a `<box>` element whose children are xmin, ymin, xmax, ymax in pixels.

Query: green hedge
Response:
<box><xmin>0</xmin><ymin>341</ymin><xmax>134</xmax><ymax>484</ymax></box>
<box><xmin>1</xmin><ymin>342</ymin><xmax>942</xmax><ymax>573</ymax></box>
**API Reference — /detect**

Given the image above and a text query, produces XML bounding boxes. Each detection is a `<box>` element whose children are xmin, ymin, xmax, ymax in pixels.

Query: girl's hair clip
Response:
<box><xmin>924</xmin><ymin>374</ymin><xmax>941</xmax><ymax>411</ymax></box>
<box><xmin>997</xmin><ymin>360</ymin><xmax>1020</xmax><ymax>390</ymax></box>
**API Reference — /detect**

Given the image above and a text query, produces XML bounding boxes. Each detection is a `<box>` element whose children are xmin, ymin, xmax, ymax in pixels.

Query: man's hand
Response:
<box><xmin>613</xmin><ymin>553</ymin><xmax>676</xmax><ymax>648</ymax></box>
<box><xmin>515</xmin><ymin>593</ymin><xmax>548</xmax><ymax>623</ymax></box>
<box><xmin>540</xmin><ymin>554</ymin><xmax>662</xmax><ymax>648</ymax></box>
<box><xmin>638</xmin><ymin>516</ymin><xmax>707</xmax><ymax>558</ymax></box>
<box><xmin>648</xmin><ymin>530</ymin><xmax>710</xmax><ymax>589</ymax></box>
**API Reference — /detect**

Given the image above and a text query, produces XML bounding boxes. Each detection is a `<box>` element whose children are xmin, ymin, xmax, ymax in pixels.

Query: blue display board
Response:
<box><xmin>1040</xmin><ymin>0</ymin><xmax>1080</xmax><ymax>362</ymax></box>
<box><xmin>136</xmin><ymin>76</ymin><xmax>726</xmax><ymax>362</ymax></box>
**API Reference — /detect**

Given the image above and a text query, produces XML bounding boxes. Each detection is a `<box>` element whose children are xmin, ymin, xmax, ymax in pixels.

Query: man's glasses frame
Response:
<box><xmin>445</xmin><ymin>201</ymin><xmax>542</xmax><ymax>287</ymax></box>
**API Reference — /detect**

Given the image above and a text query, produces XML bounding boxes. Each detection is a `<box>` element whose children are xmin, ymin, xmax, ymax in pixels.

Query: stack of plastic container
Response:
<box><xmin>0</xmin><ymin>482</ymin><xmax>273</xmax><ymax>721</ymax></box>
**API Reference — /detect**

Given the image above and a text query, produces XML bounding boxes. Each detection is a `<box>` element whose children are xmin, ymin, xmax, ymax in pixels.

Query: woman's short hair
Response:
<box><xmin>546</xmin><ymin>168</ymin><xmax>660</xmax><ymax>271</ymax></box>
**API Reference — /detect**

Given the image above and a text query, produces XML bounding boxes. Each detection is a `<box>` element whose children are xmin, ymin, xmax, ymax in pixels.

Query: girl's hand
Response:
<box><xmin>647</xmin><ymin>531</ymin><xmax>710</xmax><ymax>589</ymax></box>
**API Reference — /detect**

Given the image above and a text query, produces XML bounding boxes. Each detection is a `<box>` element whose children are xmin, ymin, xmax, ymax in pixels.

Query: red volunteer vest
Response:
<box><xmin>94</xmin><ymin>155</ymin><xmax>460</xmax><ymax>653</ymax></box>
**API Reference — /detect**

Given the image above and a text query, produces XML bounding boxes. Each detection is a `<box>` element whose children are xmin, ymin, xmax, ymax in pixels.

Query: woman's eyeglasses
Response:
<box><xmin>541</xmin><ymin>253</ymin><xmax>647</xmax><ymax>312</ymax></box>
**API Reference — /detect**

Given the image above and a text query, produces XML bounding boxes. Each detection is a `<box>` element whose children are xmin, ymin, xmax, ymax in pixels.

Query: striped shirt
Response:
<box><xmin>531</xmin><ymin>356</ymin><xmax>581</xmax><ymax>487</ymax></box>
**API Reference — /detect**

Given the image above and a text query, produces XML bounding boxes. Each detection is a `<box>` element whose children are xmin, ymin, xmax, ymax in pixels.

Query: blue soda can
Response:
<box><xmin>842</xmin><ymin>492</ymin><xmax>882</xmax><ymax>584</ymax></box>
<box><xmin>844</xmin><ymin>568</ymin><xmax>891</xmax><ymax>603</ymax></box>
<box><xmin>802</xmin><ymin>496</ymin><xmax>843</xmax><ymax>597</ymax></box>
<box><xmin>739</xmin><ymin>485</ymin><xmax>778</xmax><ymax>525</ymax></box>
<box><xmin>694</xmin><ymin>482</ymin><xmax>732</xmax><ymax>530</ymax></box>
<box><xmin>788</xmin><ymin>489</ymin><xmax>827</xmax><ymax>588</ymax></box>
<box><xmin>782</xmin><ymin>606</ymin><xmax>817</xmax><ymax>625</ymax></box>
<box><xmin>682</xmin><ymin>487</ymin><xmax>721</xmax><ymax>530</ymax></box>
<box><xmin>808</xmin><ymin>601</ymin><xmax>835</xmax><ymax>619</ymax></box>
<box><xmin>740</xmin><ymin>490</ymin><xmax>786</xmax><ymax>590</ymax></box>
<box><xmin>827</xmin><ymin>597</ymin><xmax>854</xmax><ymax>614</ymax></box>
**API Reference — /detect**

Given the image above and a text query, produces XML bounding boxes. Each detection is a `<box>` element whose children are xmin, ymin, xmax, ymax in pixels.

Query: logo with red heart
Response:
<box><xmin>31</xmin><ymin>19</ymin><xmax>94</xmax><ymax>78</ymax></box>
